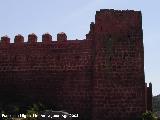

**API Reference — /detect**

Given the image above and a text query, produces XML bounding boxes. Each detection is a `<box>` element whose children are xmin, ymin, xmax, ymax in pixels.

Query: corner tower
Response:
<box><xmin>88</xmin><ymin>9</ymin><xmax>146</xmax><ymax>120</ymax></box>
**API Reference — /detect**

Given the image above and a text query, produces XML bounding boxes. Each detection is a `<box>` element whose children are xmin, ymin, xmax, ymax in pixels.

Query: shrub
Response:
<box><xmin>142</xmin><ymin>111</ymin><xmax>157</xmax><ymax>120</ymax></box>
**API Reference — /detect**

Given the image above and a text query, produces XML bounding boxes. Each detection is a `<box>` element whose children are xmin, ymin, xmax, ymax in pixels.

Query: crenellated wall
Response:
<box><xmin>0</xmin><ymin>32</ymin><xmax>94</xmax><ymax>120</ymax></box>
<box><xmin>0</xmin><ymin>9</ymin><xmax>151</xmax><ymax>120</ymax></box>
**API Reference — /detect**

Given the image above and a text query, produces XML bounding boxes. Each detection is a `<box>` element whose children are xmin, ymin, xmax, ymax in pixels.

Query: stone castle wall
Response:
<box><xmin>0</xmin><ymin>9</ymin><xmax>152</xmax><ymax>120</ymax></box>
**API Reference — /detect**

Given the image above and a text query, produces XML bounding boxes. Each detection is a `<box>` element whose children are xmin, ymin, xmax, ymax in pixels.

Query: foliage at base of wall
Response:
<box><xmin>141</xmin><ymin>111</ymin><xmax>157</xmax><ymax>120</ymax></box>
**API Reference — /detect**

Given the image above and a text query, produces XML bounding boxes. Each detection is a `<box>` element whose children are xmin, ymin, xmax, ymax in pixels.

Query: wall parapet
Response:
<box><xmin>14</xmin><ymin>34</ymin><xmax>24</xmax><ymax>44</ymax></box>
<box><xmin>1</xmin><ymin>35</ymin><xmax>10</xmax><ymax>45</ymax></box>
<box><xmin>0</xmin><ymin>33</ymin><xmax>87</xmax><ymax>46</ymax></box>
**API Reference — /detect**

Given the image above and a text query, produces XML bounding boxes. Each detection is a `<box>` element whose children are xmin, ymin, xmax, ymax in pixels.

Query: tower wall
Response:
<box><xmin>88</xmin><ymin>9</ymin><xmax>145</xmax><ymax>120</ymax></box>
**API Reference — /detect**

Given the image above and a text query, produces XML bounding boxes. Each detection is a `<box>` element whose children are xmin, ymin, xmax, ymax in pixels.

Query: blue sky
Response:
<box><xmin>0</xmin><ymin>0</ymin><xmax>159</xmax><ymax>96</ymax></box>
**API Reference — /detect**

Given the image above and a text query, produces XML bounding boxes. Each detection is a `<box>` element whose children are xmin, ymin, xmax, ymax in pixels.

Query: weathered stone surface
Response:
<box><xmin>0</xmin><ymin>9</ymin><xmax>152</xmax><ymax>120</ymax></box>
<box><xmin>153</xmin><ymin>94</ymin><xmax>160</xmax><ymax>118</ymax></box>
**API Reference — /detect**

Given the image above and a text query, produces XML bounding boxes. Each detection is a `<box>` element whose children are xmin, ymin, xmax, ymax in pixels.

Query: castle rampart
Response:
<box><xmin>0</xmin><ymin>9</ymin><xmax>152</xmax><ymax>120</ymax></box>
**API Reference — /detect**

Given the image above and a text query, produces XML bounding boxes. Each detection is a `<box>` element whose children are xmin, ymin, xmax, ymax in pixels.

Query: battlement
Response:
<box><xmin>1</xmin><ymin>35</ymin><xmax>10</xmax><ymax>44</ymax></box>
<box><xmin>86</xmin><ymin>9</ymin><xmax>142</xmax><ymax>40</ymax></box>
<box><xmin>96</xmin><ymin>9</ymin><xmax>142</xmax><ymax>31</ymax></box>
<box><xmin>14</xmin><ymin>34</ymin><xmax>24</xmax><ymax>44</ymax></box>
<box><xmin>98</xmin><ymin>9</ymin><xmax>137</xmax><ymax>13</ymax></box>
<box><xmin>42</xmin><ymin>33</ymin><xmax>52</xmax><ymax>44</ymax></box>
<box><xmin>96</xmin><ymin>9</ymin><xmax>141</xmax><ymax>18</ymax></box>
<box><xmin>0</xmin><ymin>32</ymin><xmax>87</xmax><ymax>46</ymax></box>
<box><xmin>1</xmin><ymin>9</ymin><xmax>142</xmax><ymax>45</ymax></box>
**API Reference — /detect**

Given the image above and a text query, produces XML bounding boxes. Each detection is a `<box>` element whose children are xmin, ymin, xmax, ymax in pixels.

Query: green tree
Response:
<box><xmin>142</xmin><ymin>111</ymin><xmax>157</xmax><ymax>120</ymax></box>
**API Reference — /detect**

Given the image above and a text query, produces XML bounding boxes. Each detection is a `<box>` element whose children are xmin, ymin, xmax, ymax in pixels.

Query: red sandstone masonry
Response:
<box><xmin>0</xmin><ymin>9</ymin><xmax>152</xmax><ymax>120</ymax></box>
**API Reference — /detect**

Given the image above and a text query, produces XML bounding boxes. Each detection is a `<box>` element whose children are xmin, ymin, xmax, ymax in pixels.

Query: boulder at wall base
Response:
<box><xmin>37</xmin><ymin>110</ymin><xmax>72</xmax><ymax>120</ymax></box>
